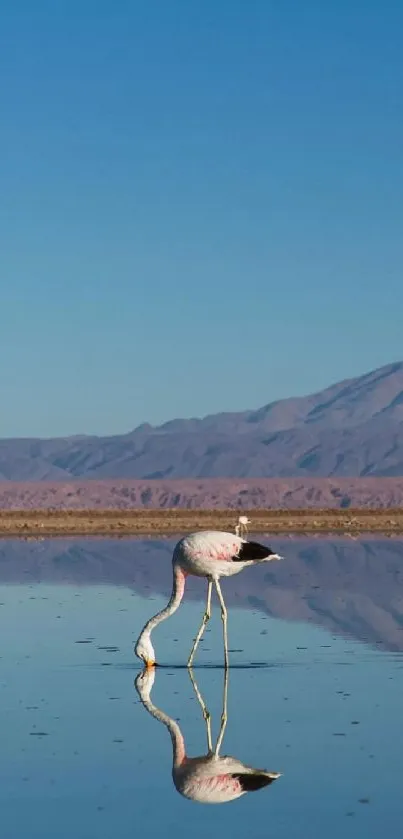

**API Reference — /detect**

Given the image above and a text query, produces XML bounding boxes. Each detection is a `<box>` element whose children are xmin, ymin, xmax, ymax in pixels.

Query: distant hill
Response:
<box><xmin>0</xmin><ymin>477</ymin><xmax>403</xmax><ymax>509</ymax></box>
<box><xmin>0</xmin><ymin>361</ymin><xmax>402</xmax><ymax>481</ymax></box>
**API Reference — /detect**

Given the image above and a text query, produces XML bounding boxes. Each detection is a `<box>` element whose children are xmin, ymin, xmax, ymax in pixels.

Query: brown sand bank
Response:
<box><xmin>0</xmin><ymin>507</ymin><xmax>403</xmax><ymax>537</ymax></box>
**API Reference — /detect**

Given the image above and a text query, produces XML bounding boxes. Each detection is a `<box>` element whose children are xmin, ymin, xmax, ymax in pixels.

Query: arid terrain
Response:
<box><xmin>1</xmin><ymin>506</ymin><xmax>403</xmax><ymax>536</ymax></box>
<box><xmin>0</xmin><ymin>476</ymin><xmax>403</xmax><ymax>511</ymax></box>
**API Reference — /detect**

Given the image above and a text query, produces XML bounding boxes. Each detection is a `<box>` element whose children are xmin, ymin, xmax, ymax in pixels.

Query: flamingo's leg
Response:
<box><xmin>214</xmin><ymin>578</ymin><xmax>229</xmax><ymax>670</ymax></box>
<box><xmin>187</xmin><ymin>580</ymin><xmax>212</xmax><ymax>667</ymax></box>
<box><xmin>214</xmin><ymin>665</ymin><xmax>229</xmax><ymax>756</ymax></box>
<box><xmin>188</xmin><ymin>667</ymin><xmax>213</xmax><ymax>753</ymax></box>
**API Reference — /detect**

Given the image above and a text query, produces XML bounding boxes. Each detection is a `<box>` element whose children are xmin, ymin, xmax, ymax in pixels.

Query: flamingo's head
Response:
<box><xmin>134</xmin><ymin>632</ymin><xmax>156</xmax><ymax>669</ymax></box>
<box><xmin>135</xmin><ymin>666</ymin><xmax>156</xmax><ymax>702</ymax></box>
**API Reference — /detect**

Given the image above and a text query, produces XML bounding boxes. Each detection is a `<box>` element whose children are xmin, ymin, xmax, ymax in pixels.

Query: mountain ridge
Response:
<box><xmin>0</xmin><ymin>361</ymin><xmax>402</xmax><ymax>481</ymax></box>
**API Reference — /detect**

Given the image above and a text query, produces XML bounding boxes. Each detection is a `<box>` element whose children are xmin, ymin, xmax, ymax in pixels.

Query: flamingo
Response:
<box><xmin>134</xmin><ymin>530</ymin><xmax>282</xmax><ymax>668</ymax></box>
<box><xmin>135</xmin><ymin>666</ymin><xmax>281</xmax><ymax>804</ymax></box>
<box><xmin>235</xmin><ymin>515</ymin><xmax>251</xmax><ymax>537</ymax></box>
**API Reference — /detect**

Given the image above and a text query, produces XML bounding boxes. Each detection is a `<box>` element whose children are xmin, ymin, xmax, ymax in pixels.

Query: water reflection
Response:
<box><xmin>135</xmin><ymin>666</ymin><xmax>281</xmax><ymax>804</ymax></box>
<box><xmin>1</xmin><ymin>536</ymin><xmax>403</xmax><ymax>651</ymax></box>
<box><xmin>1</xmin><ymin>555</ymin><xmax>403</xmax><ymax>837</ymax></box>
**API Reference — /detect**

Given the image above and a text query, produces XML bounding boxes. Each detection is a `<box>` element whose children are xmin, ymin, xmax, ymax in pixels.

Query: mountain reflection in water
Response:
<box><xmin>1</xmin><ymin>536</ymin><xmax>403</xmax><ymax>652</ymax></box>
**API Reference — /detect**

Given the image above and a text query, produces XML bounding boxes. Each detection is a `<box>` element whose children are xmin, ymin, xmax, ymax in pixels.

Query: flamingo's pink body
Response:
<box><xmin>176</xmin><ymin>755</ymin><xmax>277</xmax><ymax>804</ymax></box>
<box><xmin>175</xmin><ymin>530</ymin><xmax>264</xmax><ymax>577</ymax></box>
<box><xmin>135</xmin><ymin>529</ymin><xmax>282</xmax><ymax>667</ymax></box>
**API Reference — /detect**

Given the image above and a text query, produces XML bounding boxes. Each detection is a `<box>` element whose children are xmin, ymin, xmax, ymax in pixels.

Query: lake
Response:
<box><xmin>1</xmin><ymin>536</ymin><xmax>403</xmax><ymax>837</ymax></box>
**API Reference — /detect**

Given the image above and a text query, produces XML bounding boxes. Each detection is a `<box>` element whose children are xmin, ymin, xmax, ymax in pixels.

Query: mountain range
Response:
<box><xmin>1</xmin><ymin>361</ymin><xmax>403</xmax><ymax>482</ymax></box>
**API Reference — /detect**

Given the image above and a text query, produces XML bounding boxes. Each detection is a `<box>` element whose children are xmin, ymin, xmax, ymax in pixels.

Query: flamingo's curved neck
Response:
<box><xmin>139</xmin><ymin>564</ymin><xmax>186</xmax><ymax>639</ymax></box>
<box><xmin>139</xmin><ymin>693</ymin><xmax>186</xmax><ymax>767</ymax></box>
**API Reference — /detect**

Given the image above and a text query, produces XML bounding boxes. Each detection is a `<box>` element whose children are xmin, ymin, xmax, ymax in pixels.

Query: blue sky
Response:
<box><xmin>1</xmin><ymin>1</ymin><xmax>402</xmax><ymax>437</ymax></box>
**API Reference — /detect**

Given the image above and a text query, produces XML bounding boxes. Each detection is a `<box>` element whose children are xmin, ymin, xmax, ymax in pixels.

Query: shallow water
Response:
<box><xmin>1</xmin><ymin>536</ymin><xmax>403</xmax><ymax>837</ymax></box>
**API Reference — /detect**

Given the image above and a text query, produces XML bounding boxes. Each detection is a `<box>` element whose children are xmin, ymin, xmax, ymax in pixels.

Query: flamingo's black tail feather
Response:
<box><xmin>233</xmin><ymin>772</ymin><xmax>281</xmax><ymax>792</ymax></box>
<box><xmin>233</xmin><ymin>541</ymin><xmax>277</xmax><ymax>562</ymax></box>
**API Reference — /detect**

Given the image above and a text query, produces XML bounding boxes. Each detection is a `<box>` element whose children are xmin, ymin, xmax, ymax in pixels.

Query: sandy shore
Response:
<box><xmin>0</xmin><ymin>507</ymin><xmax>402</xmax><ymax>537</ymax></box>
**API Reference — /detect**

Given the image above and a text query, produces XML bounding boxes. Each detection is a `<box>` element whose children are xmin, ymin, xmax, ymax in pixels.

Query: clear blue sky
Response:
<box><xmin>1</xmin><ymin>1</ymin><xmax>402</xmax><ymax>438</ymax></box>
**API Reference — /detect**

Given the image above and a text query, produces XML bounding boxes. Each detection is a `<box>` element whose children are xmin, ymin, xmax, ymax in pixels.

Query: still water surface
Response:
<box><xmin>1</xmin><ymin>536</ymin><xmax>403</xmax><ymax>837</ymax></box>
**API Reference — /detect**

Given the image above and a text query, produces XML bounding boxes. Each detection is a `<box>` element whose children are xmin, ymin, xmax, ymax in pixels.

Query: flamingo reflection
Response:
<box><xmin>135</xmin><ymin>666</ymin><xmax>282</xmax><ymax>805</ymax></box>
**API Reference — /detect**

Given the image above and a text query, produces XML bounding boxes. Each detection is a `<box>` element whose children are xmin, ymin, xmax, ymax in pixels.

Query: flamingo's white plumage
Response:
<box><xmin>134</xmin><ymin>529</ymin><xmax>282</xmax><ymax>668</ymax></box>
<box><xmin>135</xmin><ymin>666</ymin><xmax>281</xmax><ymax>805</ymax></box>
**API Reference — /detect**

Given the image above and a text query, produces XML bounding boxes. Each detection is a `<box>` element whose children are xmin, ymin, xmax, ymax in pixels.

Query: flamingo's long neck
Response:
<box><xmin>139</xmin><ymin>692</ymin><xmax>186</xmax><ymax>767</ymax></box>
<box><xmin>139</xmin><ymin>563</ymin><xmax>186</xmax><ymax>641</ymax></box>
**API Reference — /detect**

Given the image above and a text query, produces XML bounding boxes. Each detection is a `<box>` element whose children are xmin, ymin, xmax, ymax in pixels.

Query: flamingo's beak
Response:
<box><xmin>145</xmin><ymin>659</ymin><xmax>156</xmax><ymax>669</ymax></box>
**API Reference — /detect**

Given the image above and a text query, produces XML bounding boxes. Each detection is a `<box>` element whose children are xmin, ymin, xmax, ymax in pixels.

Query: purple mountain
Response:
<box><xmin>0</xmin><ymin>361</ymin><xmax>402</xmax><ymax>481</ymax></box>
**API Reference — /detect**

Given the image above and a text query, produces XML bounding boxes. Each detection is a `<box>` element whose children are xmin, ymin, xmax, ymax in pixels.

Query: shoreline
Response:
<box><xmin>0</xmin><ymin>507</ymin><xmax>402</xmax><ymax>537</ymax></box>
